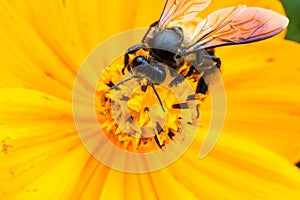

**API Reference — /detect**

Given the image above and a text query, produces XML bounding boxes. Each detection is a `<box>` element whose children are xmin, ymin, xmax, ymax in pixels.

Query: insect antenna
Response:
<box><xmin>109</xmin><ymin>75</ymin><xmax>139</xmax><ymax>90</ymax></box>
<box><xmin>150</xmin><ymin>84</ymin><xmax>166</xmax><ymax>112</ymax></box>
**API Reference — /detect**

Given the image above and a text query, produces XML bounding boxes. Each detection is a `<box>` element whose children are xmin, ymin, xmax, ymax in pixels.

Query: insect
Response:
<box><xmin>111</xmin><ymin>0</ymin><xmax>288</xmax><ymax>109</ymax></box>
<box><xmin>110</xmin><ymin>0</ymin><xmax>289</xmax><ymax>147</ymax></box>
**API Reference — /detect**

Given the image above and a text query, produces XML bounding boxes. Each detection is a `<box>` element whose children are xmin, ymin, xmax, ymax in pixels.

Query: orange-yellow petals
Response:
<box><xmin>0</xmin><ymin>2</ymin><xmax>76</xmax><ymax>101</ymax></box>
<box><xmin>168</xmin><ymin>133</ymin><xmax>300</xmax><ymax>199</ymax></box>
<box><xmin>0</xmin><ymin>0</ymin><xmax>298</xmax><ymax>199</ymax></box>
<box><xmin>0</xmin><ymin>89</ymin><xmax>87</xmax><ymax>199</ymax></box>
<box><xmin>200</xmin><ymin>40</ymin><xmax>300</xmax><ymax>163</ymax></box>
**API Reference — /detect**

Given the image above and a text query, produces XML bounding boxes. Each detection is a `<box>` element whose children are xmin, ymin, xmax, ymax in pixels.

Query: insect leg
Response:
<box><xmin>196</xmin><ymin>76</ymin><xmax>208</xmax><ymax>94</ymax></box>
<box><xmin>206</xmin><ymin>48</ymin><xmax>215</xmax><ymax>56</ymax></box>
<box><xmin>154</xmin><ymin>134</ymin><xmax>162</xmax><ymax>148</ymax></box>
<box><xmin>196</xmin><ymin>50</ymin><xmax>203</xmax><ymax>66</ymax></box>
<box><xmin>195</xmin><ymin>62</ymin><xmax>221</xmax><ymax>95</ymax></box>
<box><xmin>169</xmin><ymin>64</ymin><xmax>197</xmax><ymax>88</ymax></box>
<box><xmin>204</xmin><ymin>48</ymin><xmax>221</xmax><ymax>68</ymax></box>
<box><xmin>191</xmin><ymin>49</ymin><xmax>222</xmax><ymax>95</ymax></box>
<box><xmin>154</xmin><ymin>122</ymin><xmax>163</xmax><ymax>148</ymax></box>
<box><xmin>150</xmin><ymin>84</ymin><xmax>165</xmax><ymax>112</ymax></box>
<box><xmin>203</xmin><ymin>54</ymin><xmax>221</xmax><ymax>69</ymax></box>
<box><xmin>169</xmin><ymin>74</ymin><xmax>185</xmax><ymax>87</ymax></box>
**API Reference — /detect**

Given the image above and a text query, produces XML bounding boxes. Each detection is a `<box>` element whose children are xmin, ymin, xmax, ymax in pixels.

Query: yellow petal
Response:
<box><xmin>134</xmin><ymin>0</ymin><xmax>165</xmax><ymax>28</ymax></box>
<box><xmin>0</xmin><ymin>1</ymin><xmax>298</xmax><ymax>199</ymax></box>
<box><xmin>93</xmin><ymin>133</ymin><xmax>300</xmax><ymax>199</ymax></box>
<box><xmin>70</xmin><ymin>158</ymin><xmax>110</xmax><ymax>200</ymax></box>
<box><xmin>0</xmin><ymin>1</ymin><xmax>75</xmax><ymax>101</ymax></box>
<box><xmin>201</xmin><ymin>40</ymin><xmax>300</xmax><ymax>162</ymax></box>
<box><xmin>166</xmin><ymin>133</ymin><xmax>300</xmax><ymax>199</ymax></box>
<box><xmin>0</xmin><ymin>88</ymin><xmax>88</xmax><ymax>198</ymax></box>
<box><xmin>6</xmin><ymin>0</ymin><xmax>162</xmax><ymax>52</ymax></box>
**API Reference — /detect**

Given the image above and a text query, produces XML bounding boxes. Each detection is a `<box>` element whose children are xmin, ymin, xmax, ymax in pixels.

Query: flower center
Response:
<box><xmin>95</xmin><ymin>50</ymin><xmax>205</xmax><ymax>153</ymax></box>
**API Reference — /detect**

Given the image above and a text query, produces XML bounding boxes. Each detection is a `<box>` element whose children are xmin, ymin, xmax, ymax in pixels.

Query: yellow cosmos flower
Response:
<box><xmin>1</xmin><ymin>0</ymin><xmax>300</xmax><ymax>199</ymax></box>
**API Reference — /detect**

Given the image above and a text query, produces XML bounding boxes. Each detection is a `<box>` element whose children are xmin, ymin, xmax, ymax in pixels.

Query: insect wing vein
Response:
<box><xmin>185</xmin><ymin>6</ymin><xmax>288</xmax><ymax>52</ymax></box>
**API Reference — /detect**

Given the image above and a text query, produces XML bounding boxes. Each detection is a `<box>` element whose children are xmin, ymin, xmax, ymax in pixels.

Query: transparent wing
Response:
<box><xmin>158</xmin><ymin>0</ymin><xmax>211</xmax><ymax>27</ymax></box>
<box><xmin>186</xmin><ymin>5</ymin><xmax>289</xmax><ymax>53</ymax></box>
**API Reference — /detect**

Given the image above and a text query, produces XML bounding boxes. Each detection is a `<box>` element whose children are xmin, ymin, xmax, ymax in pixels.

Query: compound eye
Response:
<box><xmin>132</xmin><ymin>56</ymin><xmax>149</xmax><ymax>67</ymax></box>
